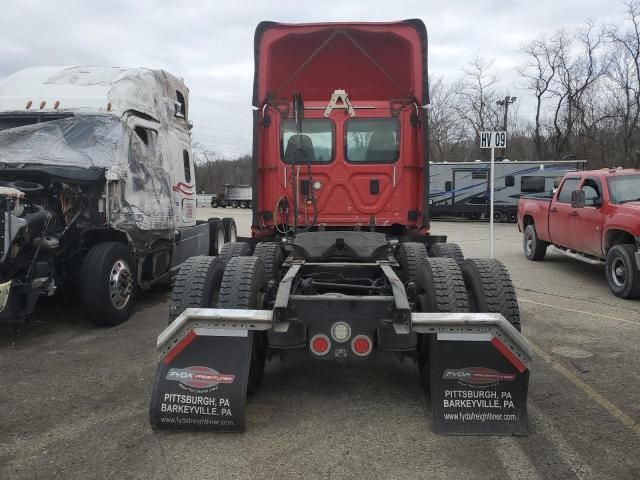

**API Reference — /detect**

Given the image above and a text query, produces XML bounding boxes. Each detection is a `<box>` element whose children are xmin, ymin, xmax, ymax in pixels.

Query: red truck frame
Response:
<box><xmin>518</xmin><ymin>168</ymin><xmax>640</xmax><ymax>298</ymax></box>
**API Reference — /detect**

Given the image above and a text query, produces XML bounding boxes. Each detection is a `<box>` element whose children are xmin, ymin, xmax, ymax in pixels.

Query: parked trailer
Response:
<box><xmin>210</xmin><ymin>184</ymin><xmax>252</xmax><ymax>209</ymax></box>
<box><xmin>150</xmin><ymin>20</ymin><xmax>532</xmax><ymax>435</ymax></box>
<box><xmin>0</xmin><ymin>66</ymin><xmax>237</xmax><ymax>326</ymax></box>
<box><xmin>430</xmin><ymin>160</ymin><xmax>587</xmax><ymax>222</ymax></box>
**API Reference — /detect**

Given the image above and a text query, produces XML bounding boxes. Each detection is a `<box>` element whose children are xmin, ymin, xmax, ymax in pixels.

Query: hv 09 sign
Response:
<box><xmin>480</xmin><ymin>131</ymin><xmax>507</xmax><ymax>149</ymax></box>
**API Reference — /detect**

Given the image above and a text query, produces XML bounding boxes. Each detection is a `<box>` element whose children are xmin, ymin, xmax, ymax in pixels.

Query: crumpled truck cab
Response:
<box><xmin>0</xmin><ymin>66</ymin><xmax>210</xmax><ymax>325</ymax></box>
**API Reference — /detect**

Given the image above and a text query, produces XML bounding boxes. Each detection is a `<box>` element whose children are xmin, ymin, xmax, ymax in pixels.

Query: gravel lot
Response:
<box><xmin>1</xmin><ymin>210</ymin><xmax>639</xmax><ymax>479</ymax></box>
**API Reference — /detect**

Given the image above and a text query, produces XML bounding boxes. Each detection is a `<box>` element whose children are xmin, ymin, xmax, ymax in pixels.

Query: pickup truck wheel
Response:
<box><xmin>222</xmin><ymin>217</ymin><xmax>237</xmax><ymax>243</ymax></box>
<box><xmin>415</xmin><ymin>258</ymin><xmax>469</xmax><ymax>389</ymax></box>
<box><xmin>523</xmin><ymin>224</ymin><xmax>547</xmax><ymax>261</ymax></box>
<box><xmin>606</xmin><ymin>245</ymin><xmax>640</xmax><ymax>299</ymax></box>
<box><xmin>396</xmin><ymin>242</ymin><xmax>428</xmax><ymax>282</ymax></box>
<box><xmin>462</xmin><ymin>258</ymin><xmax>521</xmax><ymax>331</ymax></box>
<box><xmin>253</xmin><ymin>242</ymin><xmax>284</xmax><ymax>281</ymax></box>
<box><xmin>429</xmin><ymin>242</ymin><xmax>464</xmax><ymax>268</ymax></box>
<box><xmin>168</xmin><ymin>256</ymin><xmax>225</xmax><ymax>324</ymax></box>
<box><xmin>218</xmin><ymin>241</ymin><xmax>251</xmax><ymax>264</ymax></box>
<box><xmin>81</xmin><ymin>242</ymin><xmax>137</xmax><ymax>326</ymax></box>
<box><xmin>218</xmin><ymin>256</ymin><xmax>268</xmax><ymax>394</ymax></box>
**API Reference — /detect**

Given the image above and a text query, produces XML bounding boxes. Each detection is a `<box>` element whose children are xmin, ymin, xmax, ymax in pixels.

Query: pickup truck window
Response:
<box><xmin>557</xmin><ymin>177</ymin><xmax>580</xmax><ymax>203</ymax></box>
<box><xmin>521</xmin><ymin>176</ymin><xmax>545</xmax><ymax>193</ymax></box>
<box><xmin>581</xmin><ymin>178</ymin><xmax>601</xmax><ymax>206</ymax></box>
<box><xmin>281</xmin><ymin>119</ymin><xmax>334</xmax><ymax>164</ymax></box>
<box><xmin>607</xmin><ymin>174</ymin><xmax>640</xmax><ymax>204</ymax></box>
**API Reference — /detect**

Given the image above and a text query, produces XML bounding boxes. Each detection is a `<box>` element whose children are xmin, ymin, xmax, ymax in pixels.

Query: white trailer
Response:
<box><xmin>429</xmin><ymin>160</ymin><xmax>587</xmax><ymax>222</ymax></box>
<box><xmin>0</xmin><ymin>66</ymin><xmax>234</xmax><ymax>326</ymax></box>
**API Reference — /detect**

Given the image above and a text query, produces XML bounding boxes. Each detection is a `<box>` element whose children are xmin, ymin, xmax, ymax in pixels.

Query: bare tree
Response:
<box><xmin>519</xmin><ymin>34</ymin><xmax>563</xmax><ymax>159</ymax></box>
<box><xmin>606</xmin><ymin>0</ymin><xmax>640</xmax><ymax>166</ymax></box>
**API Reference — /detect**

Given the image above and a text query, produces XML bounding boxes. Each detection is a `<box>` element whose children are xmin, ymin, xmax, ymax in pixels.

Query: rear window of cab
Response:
<box><xmin>345</xmin><ymin>118</ymin><xmax>399</xmax><ymax>163</ymax></box>
<box><xmin>280</xmin><ymin>119</ymin><xmax>334</xmax><ymax>164</ymax></box>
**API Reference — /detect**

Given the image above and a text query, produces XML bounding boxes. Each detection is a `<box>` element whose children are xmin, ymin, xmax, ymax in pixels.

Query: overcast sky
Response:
<box><xmin>0</xmin><ymin>0</ymin><xmax>622</xmax><ymax>156</ymax></box>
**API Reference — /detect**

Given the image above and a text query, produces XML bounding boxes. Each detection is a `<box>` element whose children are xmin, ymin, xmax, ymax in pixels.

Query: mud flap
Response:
<box><xmin>149</xmin><ymin>328</ymin><xmax>253</xmax><ymax>432</ymax></box>
<box><xmin>430</xmin><ymin>332</ymin><xmax>530</xmax><ymax>435</ymax></box>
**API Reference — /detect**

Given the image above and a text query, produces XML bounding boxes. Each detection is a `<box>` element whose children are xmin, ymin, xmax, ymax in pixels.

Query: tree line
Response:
<box><xmin>193</xmin><ymin>1</ymin><xmax>640</xmax><ymax>191</ymax></box>
<box><xmin>192</xmin><ymin>144</ymin><xmax>252</xmax><ymax>194</ymax></box>
<box><xmin>429</xmin><ymin>1</ymin><xmax>640</xmax><ymax>169</ymax></box>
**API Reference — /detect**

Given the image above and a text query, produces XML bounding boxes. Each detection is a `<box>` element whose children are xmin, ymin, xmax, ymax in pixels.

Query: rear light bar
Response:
<box><xmin>351</xmin><ymin>335</ymin><xmax>373</xmax><ymax>356</ymax></box>
<box><xmin>310</xmin><ymin>334</ymin><xmax>331</xmax><ymax>356</ymax></box>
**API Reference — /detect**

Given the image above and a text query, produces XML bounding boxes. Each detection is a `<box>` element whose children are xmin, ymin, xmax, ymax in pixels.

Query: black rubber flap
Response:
<box><xmin>293</xmin><ymin>231</ymin><xmax>389</xmax><ymax>261</ymax></box>
<box><xmin>430</xmin><ymin>335</ymin><xmax>529</xmax><ymax>435</ymax></box>
<box><xmin>149</xmin><ymin>328</ymin><xmax>252</xmax><ymax>432</ymax></box>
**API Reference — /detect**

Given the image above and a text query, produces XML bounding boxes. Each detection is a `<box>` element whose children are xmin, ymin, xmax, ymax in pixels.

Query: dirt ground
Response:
<box><xmin>1</xmin><ymin>211</ymin><xmax>639</xmax><ymax>479</ymax></box>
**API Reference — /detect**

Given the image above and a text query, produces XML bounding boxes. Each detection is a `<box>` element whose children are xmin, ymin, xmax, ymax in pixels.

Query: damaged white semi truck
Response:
<box><xmin>0</xmin><ymin>66</ymin><xmax>233</xmax><ymax>326</ymax></box>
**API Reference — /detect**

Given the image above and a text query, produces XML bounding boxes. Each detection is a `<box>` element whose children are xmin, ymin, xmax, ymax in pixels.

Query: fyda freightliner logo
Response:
<box><xmin>166</xmin><ymin>366</ymin><xmax>235</xmax><ymax>389</ymax></box>
<box><xmin>443</xmin><ymin>367</ymin><xmax>516</xmax><ymax>386</ymax></box>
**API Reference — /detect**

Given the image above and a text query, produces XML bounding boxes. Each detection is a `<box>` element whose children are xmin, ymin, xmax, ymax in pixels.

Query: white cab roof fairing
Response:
<box><xmin>0</xmin><ymin>66</ymin><xmax>189</xmax><ymax>125</ymax></box>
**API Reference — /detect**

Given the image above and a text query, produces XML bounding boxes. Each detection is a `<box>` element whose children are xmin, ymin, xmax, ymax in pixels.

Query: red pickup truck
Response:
<box><xmin>517</xmin><ymin>168</ymin><xmax>640</xmax><ymax>298</ymax></box>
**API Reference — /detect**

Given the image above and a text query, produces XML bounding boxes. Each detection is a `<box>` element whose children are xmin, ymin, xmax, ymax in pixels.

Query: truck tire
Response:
<box><xmin>218</xmin><ymin>241</ymin><xmax>251</xmax><ymax>264</ymax></box>
<box><xmin>396</xmin><ymin>242</ymin><xmax>428</xmax><ymax>283</ymax></box>
<box><xmin>605</xmin><ymin>244</ymin><xmax>640</xmax><ymax>299</ymax></box>
<box><xmin>208</xmin><ymin>219</ymin><xmax>225</xmax><ymax>255</ymax></box>
<box><xmin>429</xmin><ymin>242</ymin><xmax>464</xmax><ymax>268</ymax></box>
<box><xmin>523</xmin><ymin>224</ymin><xmax>547</xmax><ymax>261</ymax></box>
<box><xmin>231</xmin><ymin>200</ymin><xmax>239</xmax><ymax>208</ymax></box>
<box><xmin>253</xmin><ymin>242</ymin><xmax>284</xmax><ymax>281</ymax></box>
<box><xmin>414</xmin><ymin>257</ymin><xmax>468</xmax><ymax>389</ymax></box>
<box><xmin>508</xmin><ymin>210</ymin><xmax>518</xmax><ymax>223</ymax></box>
<box><xmin>168</xmin><ymin>256</ymin><xmax>226</xmax><ymax>324</ymax></box>
<box><xmin>218</xmin><ymin>256</ymin><xmax>268</xmax><ymax>394</ymax></box>
<box><xmin>222</xmin><ymin>217</ymin><xmax>237</xmax><ymax>243</ymax></box>
<box><xmin>81</xmin><ymin>242</ymin><xmax>137</xmax><ymax>326</ymax></box>
<box><xmin>211</xmin><ymin>199</ymin><xmax>219</xmax><ymax>208</ymax></box>
<box><xmin>462</xmin><ymin>258</ymin><xmax>521</xmax><ymax>331</ymax></box>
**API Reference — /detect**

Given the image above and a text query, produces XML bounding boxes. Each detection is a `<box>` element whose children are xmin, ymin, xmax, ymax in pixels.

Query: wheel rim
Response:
<box><xmin>109</xmin><ymin>259</ymin><xmax>133</xmax><ymax>310</ymax></box>
<box><xmin>216</xmin><ymin>228</ymin><xmax>225</xmax><ymax>254</ymax></box>
<box><xmin>611</xmin><ymin>257</ymin><xmax>627</xmax><ymax>288</ymax></box>
<box><xmin>525</xmin><ymin>231</ymin><xmax>533</xmax><ymax>256</ymax></box>
<box><xmin>229</xmin><ymin>224</ymin><xmax>237</xmax><ymax>242</ymax></box>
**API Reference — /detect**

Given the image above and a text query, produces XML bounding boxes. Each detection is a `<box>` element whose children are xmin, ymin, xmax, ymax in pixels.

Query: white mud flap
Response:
<box><xmin>149</xmin><ymin>308</ymin><xmax>272</xmax><ymax>432</ymax></box>
<box><xmin>412</xmin><ymin>313</ymin><xmax>531</xmax><ymax>436</ymax></box>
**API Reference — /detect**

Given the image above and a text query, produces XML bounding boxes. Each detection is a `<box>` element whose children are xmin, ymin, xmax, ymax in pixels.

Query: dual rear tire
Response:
<box><xmin>168</xmin><ymin>241</ymin><xmax>275</xmax><ymax>395</ymax></box>
<box><xmin>412</xmin><ymin>252</ymin><xmax>521</xmax><ymax>389</ymax></box>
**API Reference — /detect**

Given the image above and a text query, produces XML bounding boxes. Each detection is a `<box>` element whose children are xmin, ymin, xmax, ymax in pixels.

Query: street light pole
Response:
<box><xmin>496</xmin><ymin>95</ymin><xmax>517</xmax><ymax>132</ymax></box>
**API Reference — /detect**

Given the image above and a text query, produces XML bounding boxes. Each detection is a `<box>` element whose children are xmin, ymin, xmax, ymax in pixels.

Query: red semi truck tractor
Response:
<box><xmin>150</xmin><ymin>20</ymin><xmax>533</xmax><ymax>435</ymax></box>
<box><xmin>518</xmin><ymin>168</ymin><xmax>640</xmax><ymax>298</ymax></box>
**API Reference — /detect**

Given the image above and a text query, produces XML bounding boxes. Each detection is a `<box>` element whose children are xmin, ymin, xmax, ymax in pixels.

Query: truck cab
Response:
<box><xmin>518</xmin><ymin>168</ymin><xmax>640</xmax><ymax>298</ymax></box>
<box><xmin>251</xmin><ymin>21</ymin><xmax>429</xmax><ymax>237</ymax></box>
<box><xmin>0</xmin><ymin>66</ymin><xmax>210</xmax><ymax>325</ymax></box>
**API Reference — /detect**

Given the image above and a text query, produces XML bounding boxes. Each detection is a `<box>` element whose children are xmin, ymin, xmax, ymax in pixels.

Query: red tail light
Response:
<box><xmin>351</xmin><ymin>335</ymin><xmax>372</xmax><ymax>356</ymax></box>
<box><xmin>310</xmin><ymin>334</ymin><xmax>331</xmax><ymax>356</ymax></box>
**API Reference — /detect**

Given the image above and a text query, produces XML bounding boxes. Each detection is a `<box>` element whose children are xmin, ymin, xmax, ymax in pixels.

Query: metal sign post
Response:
<box><xmin>480</xmin><ymin>131</ymin><xmax>506</xmax><ymax>258</ymax></box>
